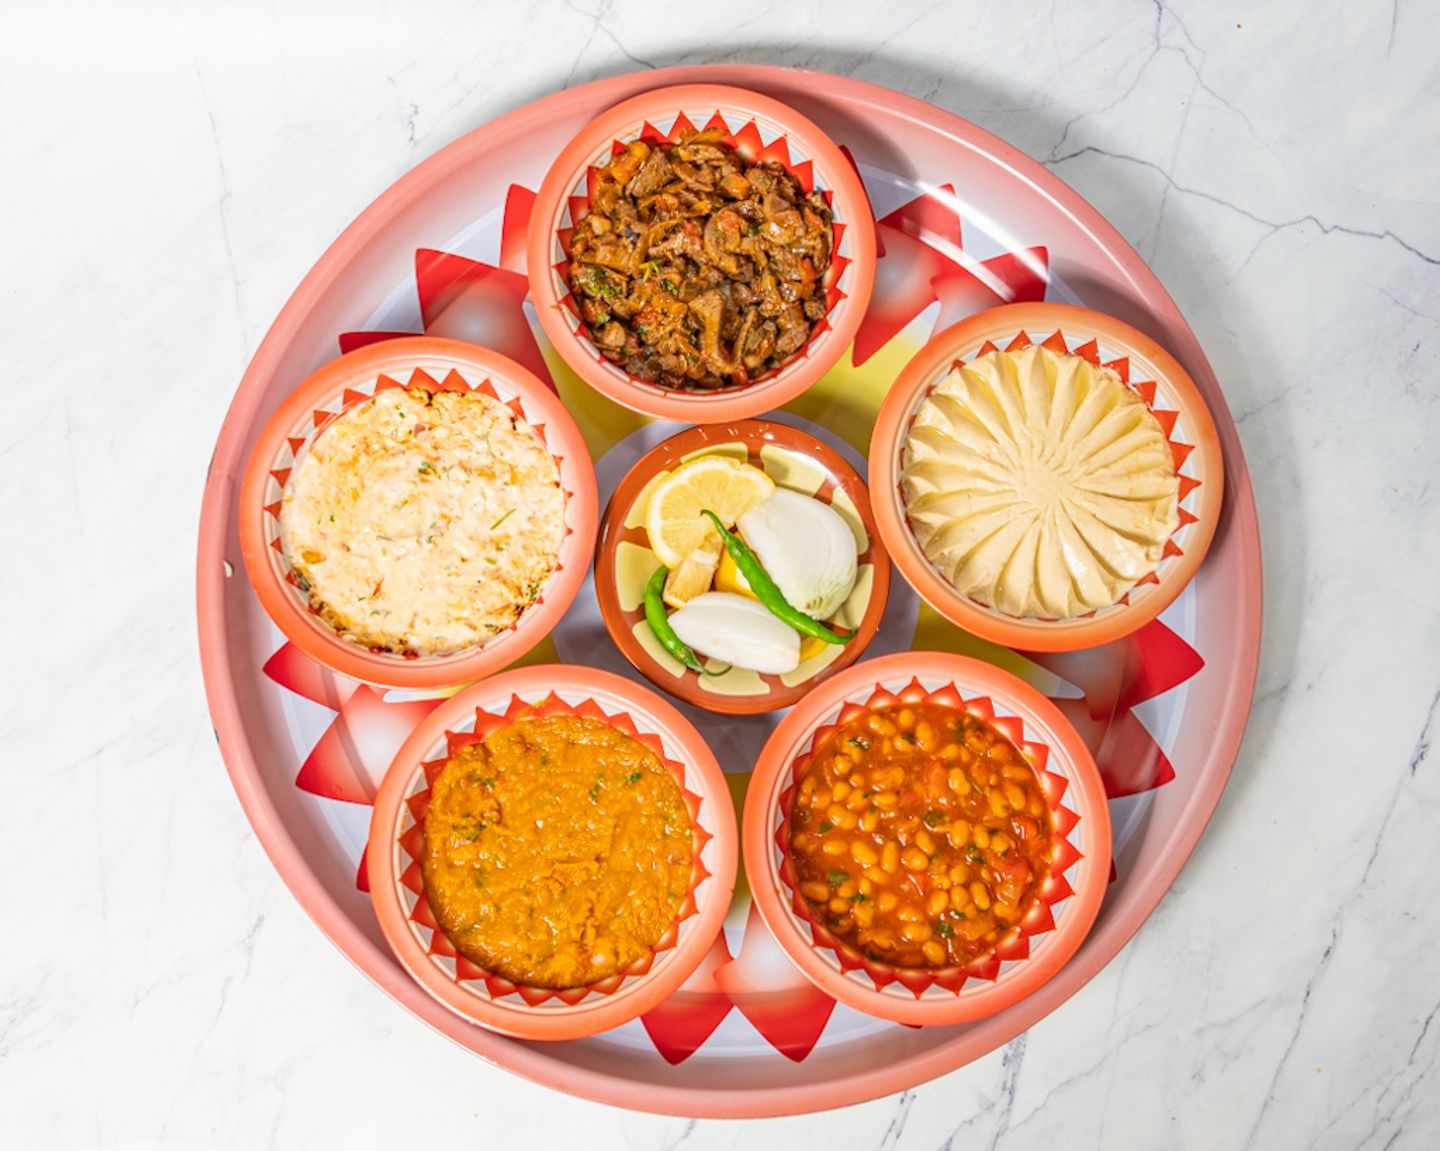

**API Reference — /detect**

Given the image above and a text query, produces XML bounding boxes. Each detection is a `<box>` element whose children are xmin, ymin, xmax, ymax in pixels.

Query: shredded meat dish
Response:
<box><xmin>566</xmin><ymin>128</ymin><xmax>834</xmax><ymax>390</ymax></box>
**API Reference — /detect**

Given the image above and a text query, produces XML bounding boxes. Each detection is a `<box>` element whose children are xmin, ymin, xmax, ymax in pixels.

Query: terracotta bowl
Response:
<box><xmin>527</xmin><ymin>83</ymin><xmax>876</xmax><ymax>423</ymax></box>
<box><xmin>744</xmin><ymin>651</ymin><xmax>1110</xmax><ymax>1026</ymax></box>
<box><xmin>238</xmin><ymin>337</ymin><xmax>598</xmax><ymax>690</ymax></box>
<box><xmin>869</xmin><ymin>303</ymin><xmax>1224</xmax><ymax>652</ymax></box>
<box><xmin>595</xmin><ymin>419</ymin><xmax>891</xmax><ymax>715</ymax></box>
<box><xmin>366</xmin><ymin>664</ymin><xmax>737</xmax><ymax>1041</ymax></box>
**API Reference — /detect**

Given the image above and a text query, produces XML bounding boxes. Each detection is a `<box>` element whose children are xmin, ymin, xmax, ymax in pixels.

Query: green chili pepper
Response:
<box><xmin>701</xmin><ymin>510</ymin><xmax>855</xmax><ymax>645</ymax></box>
<box><xmin>643</xmin><ymin>566</ymin><xmax>724</xmax><ymax>675</ymax></box>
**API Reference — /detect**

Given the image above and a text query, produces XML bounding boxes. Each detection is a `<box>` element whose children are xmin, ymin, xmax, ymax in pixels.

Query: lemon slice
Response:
<box><xmin>644</xmin><ymin>456</ymin><xmax>775</xmax><ymax>568</ymax></box>
<box><xmin>797</xmin><ymin>634</ymin><xmax>831</xmax><ymax>661</ymax></box>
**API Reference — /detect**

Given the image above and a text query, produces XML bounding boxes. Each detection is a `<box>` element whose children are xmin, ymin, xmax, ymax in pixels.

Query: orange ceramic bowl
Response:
<box><xmin>238</xmin><ymin>338</ymin><xmax>598</xmax><ymax>690</ymax></box>
<box><xmin>527</xmin><ymin>84</ymin><xmax>876</xmax><ymax>423</ymax></box>
<box><xmin>595</xmin><ymin>419</ymin><xmax>890</xmax><ymax>715</ymax></box>
<box><xmin>744</xmin><ymin>652</ymin><xmax>1110</xmax><ymax>1027</ymax></box>
<box><xmin>869</xmin><ymin>303</ymin><xmax>1224</xmax><ymax>652</ymax></box>
<box><xmin>367</xmin><ymin>664</ymin><xmax>737</xmax><ymax>1041</ymax></box>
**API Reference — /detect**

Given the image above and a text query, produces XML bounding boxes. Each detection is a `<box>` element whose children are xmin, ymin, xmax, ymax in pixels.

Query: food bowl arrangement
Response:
<box><xmin>527</xmin><ymin>83</ymin><xmax>877</xmax><ymax>423</ymax></box>
<box><xmin>366</xmin><ymin>665</ymin><xmax>736</xmax><ymax>1041</ymax></box>
<box><xmin>744</xmin><ymin>651</ymin><xmax>1110</xmax><ymax>1025</ymax></box>
<box><xmin>869</xmin><ymin>303</ymin><xmax>1224</xmax><ymax>652</ymax></box>
<box><xmin>202</xmin><ymin>65</ymin><xmax>1263</xmax><ymax>1116</ymax></box>
<box><xmin>595</xmin><ymin>419</ymin><xmax>890</xmax><ymax>714</ymax></box>
<box><xmin>238</xmin><ymin>337</ymin><xmax>598</xmax><ymax>689</ymax></box>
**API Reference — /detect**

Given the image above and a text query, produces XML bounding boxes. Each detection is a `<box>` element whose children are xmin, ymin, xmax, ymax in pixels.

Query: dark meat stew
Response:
<box><xmin>567</xmin><ymin>128</ymin><xmax>834</xmax><ymax>390</ymax></box>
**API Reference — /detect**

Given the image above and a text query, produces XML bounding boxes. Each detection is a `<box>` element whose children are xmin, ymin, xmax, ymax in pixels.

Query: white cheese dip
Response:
<box><xmin>280</xmin><ymin>386</ymin><xmax>565</xmax><ymax>654</ymax></box>
<box><xmin>901</xmin><ymin>345</ymin><xmax>1180</xmax><ymax>619</ymax></box>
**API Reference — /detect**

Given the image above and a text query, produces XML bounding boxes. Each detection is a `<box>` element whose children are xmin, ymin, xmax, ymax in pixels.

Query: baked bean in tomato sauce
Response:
<box><xmin>787</xmin><ymin>703</ymin><xmax>1054</xmax><ymax>968</ymax></box>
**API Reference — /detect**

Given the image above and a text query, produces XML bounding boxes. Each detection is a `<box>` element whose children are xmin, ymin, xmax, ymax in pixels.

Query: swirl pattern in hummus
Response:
<box><xmin>901</xmin><ymin>345</ymin><xmax>1180</xmax><ymax>619</ymax></box>
<box><xmin>280</xmin><ymin>387</ymin><xmax>565</xmax><ymax>655</ymax></box>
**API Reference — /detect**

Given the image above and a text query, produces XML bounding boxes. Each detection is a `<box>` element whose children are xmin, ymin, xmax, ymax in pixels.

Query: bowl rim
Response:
<box><xmin>743</xmin><ymin>650</ymin><xmax>1111</xmax><ymax>1026</ymax></box>
<box><xmin>526</xmin><ymin>82</ymin><xmax>877</xmax><ymax>424</ymax></box>
<box><xmin>237</xmin><ymin>337</ymin><xmax>599</xmax><ymax>689</ymax></box>
<box><xmin>366</xmin><ymin>663</ymin><xmax>738</xmax><ymax>1041</ymax></box>
<box><xmin>594</xmin><ymin>418</ymin><xmax>892</xmax><ymax>714</ymax></box>
<box><xmin>868</xmin><ymin>302</ymin><xmax>1225</xmax><ymax>652</ymax></box>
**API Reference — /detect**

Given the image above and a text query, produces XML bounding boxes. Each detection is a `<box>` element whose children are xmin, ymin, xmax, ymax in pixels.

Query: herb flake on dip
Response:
<box><xmin>279</xmin><ymin>386</ymin><xmax>564</xmax><ymax>655</ymax></box>
<box><xmin>901</xmin><ymin>345</ymin><xmax>1179</xmax><ymax>619</ymax></box>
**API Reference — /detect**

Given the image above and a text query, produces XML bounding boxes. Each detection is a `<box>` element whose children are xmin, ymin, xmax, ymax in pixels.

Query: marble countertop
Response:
<box><xmin>3</xmin><ymin>0</ymin><xmax>1437</xmax><ymax>1147</ymax></box>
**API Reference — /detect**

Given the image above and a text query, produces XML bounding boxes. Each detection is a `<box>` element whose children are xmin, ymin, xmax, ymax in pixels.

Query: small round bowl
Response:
<box><xmin>869</xmin><ymin>303</ymin><xmax>1224</xmax><ymax>652</ymax></box>
<box><xmin>744</xmin><ymin>651</ymin><xmax>1110</xmax><ymax>1026</ymax></box>
<box><xmin>595</xmin><ymin>419</ymin><xmax>890</xmax><ymax>715</ymax></box>
<box><xmin>527</xmin><ymin>83</ymin><xmax>877</xmax><ymax>423</ymax></box>
<box><xmin>367</xmin><ymin>664</ymin><xmax>737</xmax><ymax>1041</ymax></box>
<box><xmin>238</xmin><ymin>337</ymin><xmax>598</xmax><ymax>690</ymax></box>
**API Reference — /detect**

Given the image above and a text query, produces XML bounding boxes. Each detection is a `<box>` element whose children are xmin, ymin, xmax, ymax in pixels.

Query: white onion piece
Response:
<box><xmin>737</xmin><ymin>488</ymin><xmax>858</xmax><ymax>620</ymax></box>
<box><xmin>668</xmin><ymin>592</ymin><xmax>801</xmax><ymax>674</ymax></box>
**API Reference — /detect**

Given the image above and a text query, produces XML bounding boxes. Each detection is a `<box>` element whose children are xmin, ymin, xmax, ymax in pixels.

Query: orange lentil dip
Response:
<box><xmin>787</xmin><ymin>702</ymin><xmax>1055</xmax><ymax>968</ymax></box>
<box><xmin>420</xmin><ymin>714</ymin><xmax>694</xmax><ymax>989</ymax></box>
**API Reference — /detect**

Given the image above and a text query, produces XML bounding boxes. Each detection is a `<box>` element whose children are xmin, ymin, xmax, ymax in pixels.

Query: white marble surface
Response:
<box><xmin>2</xmin><ymin>0</ymin><xmax>1437</xmax><ymax>1146</ymax></box>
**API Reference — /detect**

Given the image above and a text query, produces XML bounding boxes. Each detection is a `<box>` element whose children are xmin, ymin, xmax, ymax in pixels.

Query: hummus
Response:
<box><xmin>280</xmin><ymin>386</ymin><xmax>565</xmax><ymax>655</ymax></box>
<box><xmin>901</xmin><ymin>345</ymin><xmax>1179</xmax><ymax>619</ymax></box>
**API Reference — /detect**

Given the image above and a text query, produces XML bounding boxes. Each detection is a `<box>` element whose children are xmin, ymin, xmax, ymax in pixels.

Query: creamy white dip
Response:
<box><xmin>901</xmin><ymin>345</ymin><xmax>1180</xmax><ymax>619</ymax></box>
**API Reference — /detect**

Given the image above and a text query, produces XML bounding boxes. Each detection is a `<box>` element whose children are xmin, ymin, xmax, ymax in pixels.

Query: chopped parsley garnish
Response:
<box><xmin>923</xmin><ymin>810</ymin><xmax>946</xmax><ymax>827</ymax></box>
<box><xmin>818</xmin><ymin>821</ymin><xmax>833</xmax><ymax>834</ymax></box>
<box><xmin>850</xmin><ymin>892</ymin><xmax>868</xmax><ymax>903</ymax></box>
<box><xmin>490</xmin><ymin>508</ymin><xmax>515</xmax><ymax>530</ymax></box>
<box><xmin>935</xmin><ymin>921</ymin><xmax>955</xmax><ymax>938</ymax></box>
<box><xmin>417</xmin><ymin>461</ymin><xmax>438</xmax><ymax>476</ymax></box>
<box><xmin>625</xmin><ymin>771</ymin><xmax>643</xmax><ymax>784</ymax></box>
<box><xmin>847</xmin><ymin>737</ymin><xmax>870</xmax><ymax>751</ymax></box>
<box><xmin>826</xmin><ymin>869</ymin><xmax>849</xmax><ymax>886</ymax></box>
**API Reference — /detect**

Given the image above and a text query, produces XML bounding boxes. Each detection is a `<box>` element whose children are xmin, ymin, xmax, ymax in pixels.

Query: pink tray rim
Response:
<box><xmin>196</xmin><ymin>63</ymin><xmax>1263</xmax><ymax>1118</ymax></box>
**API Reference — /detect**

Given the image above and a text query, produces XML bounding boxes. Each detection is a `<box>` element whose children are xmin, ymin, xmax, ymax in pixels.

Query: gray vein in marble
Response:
<box><xmin>1044</xmin><ymin>144</ymin><xmax>1440</xmax><ymax>270</ymax></box>
<box><xmin>935</xmin><ymin>1034</ymin><xmax>1027</xmax><ymax>1150</ymax></box>
<box><xmin>659</xmin><ymin>1118</ymin><xmax>697</xmax><ymax>1150</ymax></box>
<box><xmin>877</xmin><ymin>1089</ymin><xmax>914</xmax><ymax>1148</ymax></box>
<box><xmin>189</xmin><ymin>53</ymin><xmax>248</xmax><ymax>349</ymax></box>
<box><xmin>561</xmin><ymin>0</ymin><xmax>656</xmax><ymax>88</ymax></box>
<box><xmin>389</xmin><ymin>76</ymin><xmax>420</xmax><ymax>148</ymax></box>
<box><xmin>1244</xmin><ymin>687</ymin><xmax>1440</xmax><ymax>1149</ymax></box>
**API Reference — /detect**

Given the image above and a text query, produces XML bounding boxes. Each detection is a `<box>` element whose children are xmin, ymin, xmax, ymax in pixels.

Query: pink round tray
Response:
<box><xmin>197</xmin><ymin>65</ymin><xmax>1261</xmax><ymax>1117</ymax></box>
